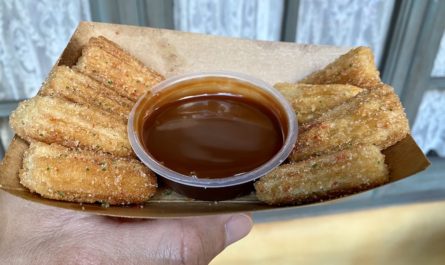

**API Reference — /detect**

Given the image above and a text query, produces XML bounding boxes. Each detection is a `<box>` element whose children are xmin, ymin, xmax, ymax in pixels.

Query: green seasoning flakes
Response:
<box><xmin>107</xmin><ymin>80</ymin><xmax>113</xmax><ymax>85</ymax></box>
<box><xmin>47</xmin><ymin>166</ymin><xmax>50</xmax><ymax>171</ymax></box>
<box><xmin>99</xmin><ymin>162</ymin><xmax>107</xmax><ymax>171</ymax></box>
<box><xmin>100</xmin><ymin>201</ymin><xmax>110</xmax><ymax>208</ymax></box>
<box><xmin>57</xmin><ymin>191</ymin><xmax>65</xmax><ymax>197</ymax></box>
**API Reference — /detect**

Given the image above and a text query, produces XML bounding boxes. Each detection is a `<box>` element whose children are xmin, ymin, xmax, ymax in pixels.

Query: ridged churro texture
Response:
<box><xmin>275</xmin><ymin>83</ymin><xmax>363</xmax><ymax>124</ymax></box>
<box><xmin>41</xmin><ymin>66</ymin><xmax>133</xmax><ymax>120</ymax></box>
<box><xmin>291</xmin><ymin>85</ymin><xmax>409</xmax><ymax>161</ymax></box>
<box><xmin>255</xmin><ymin>145</ymin><xmax>388</xmax><ymax>205</ymax></box>
<box><xmin>20</xmin><ymin>142</ymin><xmax>157</xmax><ymax>205</ymax></box>
<box><xmin>9</xmin><ymin>96</ymin><xmax>132</xmax><ymax>157</ymax></box>
<box><xmin>299</xmin><ymin>47</ymin><xmax>382</xmax><ymax>89</ymax></box>
<box><xmin>75</xmin><ymin>36</ymin><xmax>164</xmax><ymax>101</ymax></box>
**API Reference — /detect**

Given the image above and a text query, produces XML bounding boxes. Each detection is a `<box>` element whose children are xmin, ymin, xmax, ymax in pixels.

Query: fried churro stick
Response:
<box><xmin>291</xmin><ymin>85</ymin><xmax>409</xmax><ymax>161</ymax></box>
<box><xmin>75</xmin><ymin>36</ymin><xmax>164</xmax><ymax>101</ymax></box>
<box><xmin>299</xmin><ymin>47</ymin><xmax>382</xmax><ymax>89</ymax></box>
<box><xmin>255</xmin><ymin>145</ymin><xmax>388</xmax><ymax>205</ymax></box>
<box><xmin>20</xmin><ymin>142</ymin><xmax>157</xmax><ymax>205</ymax></box>
<box><xmin>275</xmin><ymin>83</ymin><xmax>363</xmax><ymax>124</ymax></box>
<box><xmin>10</xmin><ymin>96</ymin><xmax>132</xmax><ymax>157</ymax></box>
<box><xmin>41</xmin><ymin>66</ymin><xmax>133</xmax><ymax>120</ymax></box>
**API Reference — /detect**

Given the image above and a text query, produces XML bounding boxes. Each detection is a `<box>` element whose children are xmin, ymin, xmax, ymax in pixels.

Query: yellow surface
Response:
<box><xmin>212</xmin><ymin>201</ymin><xmax>445</xmax><ymax>265</ymax></box>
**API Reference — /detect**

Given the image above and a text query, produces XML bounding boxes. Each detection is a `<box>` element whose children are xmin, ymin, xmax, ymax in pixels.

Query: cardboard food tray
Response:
<box><xmin>0</xmin><ymin>22</ymin><xmax>430</xmax><ymax>218</ymax></box>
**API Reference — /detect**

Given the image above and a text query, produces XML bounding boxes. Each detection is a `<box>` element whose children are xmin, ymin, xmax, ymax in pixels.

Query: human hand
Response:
<box><xmin>0</xmin><ymin>190</ymin><xmax>253</xmax><ymax>265</ymax></box>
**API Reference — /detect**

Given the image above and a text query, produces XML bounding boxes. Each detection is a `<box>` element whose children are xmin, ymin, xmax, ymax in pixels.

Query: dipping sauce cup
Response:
<box><xmin>128</xmin><ymin>72</ymin><xmax>298</xmax><ymax>200</ymax></box>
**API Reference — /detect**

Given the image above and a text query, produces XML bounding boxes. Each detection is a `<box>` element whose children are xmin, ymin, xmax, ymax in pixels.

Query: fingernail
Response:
<box><xmin>225</xmin><ymin>214</ymin><xmax>253</xmax><ymax>246</ymax></box>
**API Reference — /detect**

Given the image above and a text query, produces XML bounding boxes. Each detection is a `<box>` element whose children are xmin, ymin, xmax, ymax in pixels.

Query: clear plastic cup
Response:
<box><xmin>128</xmin><ymin>72</ymin><xmax>298</xmax><ymax>200</ymax></box>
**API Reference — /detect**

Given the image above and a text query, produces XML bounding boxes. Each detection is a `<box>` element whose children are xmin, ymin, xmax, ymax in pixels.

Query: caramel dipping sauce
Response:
<box><xmin>142</xmin><ymin>94</ymin><xmax>284</xmax><ymax>179</ymax></box>
<box><xmin>128</xmin><ymin>72</ymin><xmax>297</xmax><ymax>200</ymax></box>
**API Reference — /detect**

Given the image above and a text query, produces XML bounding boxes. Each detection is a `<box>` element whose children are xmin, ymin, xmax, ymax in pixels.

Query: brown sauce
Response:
<box><xmin>141</xmin><ymin>94</ymin><xmax>284</xmax><ymax>179</ymax></box>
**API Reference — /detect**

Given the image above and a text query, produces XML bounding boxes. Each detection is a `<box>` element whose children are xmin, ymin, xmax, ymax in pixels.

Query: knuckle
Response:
<box><xmin>178</xmin><ymin>225</ymin><xmax>208</xmax><ymax>265</ymax></box>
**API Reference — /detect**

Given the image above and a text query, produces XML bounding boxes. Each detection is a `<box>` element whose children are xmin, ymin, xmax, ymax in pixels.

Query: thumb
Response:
<box><xmin>179</xmin><ymin>213</ymin><xmax>253</xmax><ymax>264</ymax></box>
<box><xmin>224</xmin><ymin>213</ymin><xmax>254</xmax><ymax>246</ymax></box>
<box><xmin>98</xmin><ymin>213</ymin><xmax>253</xmax><ymax>265</ymax></box>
